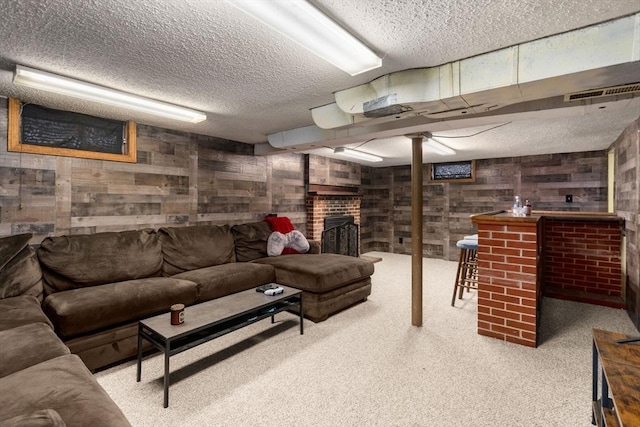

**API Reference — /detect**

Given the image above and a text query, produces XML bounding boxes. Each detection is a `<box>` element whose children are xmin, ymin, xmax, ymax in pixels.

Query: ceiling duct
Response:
<box><xmin>307</xmin><ymin>14</ymin><xmax>639</xmax><ymax>131</ymax></box>
<box><xmin>564</xmin><ymin>83</ymin><xmax>640</xmax><ymax>102</ymax></box>
<box><xmin>362</xmin><ymin>94</ymin><xmax>414</xmax><ymax>118</ymax></box>
<box><xmin>269</xmin><ymin>13</ymin><xmax>640</xmax><ymax>152</ymax></box>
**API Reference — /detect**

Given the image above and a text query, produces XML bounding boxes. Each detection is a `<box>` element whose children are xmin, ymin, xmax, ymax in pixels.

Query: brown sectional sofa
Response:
<box><xmin>35</xmin><ymin>221</ymin><xmax>373</xmax><ymax>371</ymax></box>
<box><xmin>0</xmin><ymin>221</ymin><xmax>374</xmax><ymax>425</ymax></box>
<box><xmin>0</xmin><ymin>235</ymin><xmax>131</xmax><ymax>427</ymax></box>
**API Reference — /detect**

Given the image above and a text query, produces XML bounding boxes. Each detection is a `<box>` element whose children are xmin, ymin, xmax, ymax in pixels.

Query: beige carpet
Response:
<box><xmin>95</xmin><ymin>252</ymin><xmax>638</xmax><ymax>426</ymax></box>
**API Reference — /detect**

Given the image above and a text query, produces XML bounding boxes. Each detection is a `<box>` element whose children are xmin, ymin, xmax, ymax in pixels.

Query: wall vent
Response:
<box><xmin>564</xmin><ymin>83</ymin><xmax>640</xmax><ymax>102</ymax></box>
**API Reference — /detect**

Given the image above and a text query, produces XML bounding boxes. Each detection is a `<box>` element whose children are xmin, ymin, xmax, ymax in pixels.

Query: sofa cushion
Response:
<box><xmin>252</xmin><ymin>253</ymin><xmax>375</xmax><ymax>293</ymax></box>
<box><xmin>0</xmin><ymin>354</ymin><xmax>131</xmax><ymax>427</ymax></box>
<box><xmin>0</xmin><ymin>233</ymin><xmax>44</xmax><ymax>301</ymax></box>
<box><xmin>37</xmin><ymin>229</ymin><xmax>162</xmax><ymax>294</ymax></box>
<box><xmin>43</xmin><ymin>277</ymin><xmax>198</xmax><ymax>339</ymax></box>
<box><xmin>1</xmin><ymin>409</ymin><xmax>66</xmax><ymax>427</ymax></box>
<box><xmin>158</xmin><ymin>225</ymin><xmax>236</xmax><ymax>276</ymax></box>
<box><xmin>172</xmin><ymin>263</ymin><xmax>276</xmax><ymax>302</ymax></box>
<box><xmin>0</xmin><ymin>295</ymin><xmax>53</xmax><ymax>332</ymax></box>
<box><xmin>0</xmin><ymin>322</ymin><xmax>70</xmax><ymax>378</ymax></box>
<box><xmin>231</xmin><ymin>221</ymin><xmax>272</xmax><ymax>261</ymax></box>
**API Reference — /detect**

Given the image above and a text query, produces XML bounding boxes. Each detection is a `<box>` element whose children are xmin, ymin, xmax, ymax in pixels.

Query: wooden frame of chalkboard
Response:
<box><xmin>428</xmin><ymin>160</ymin><xmax>476</xmax><ymax>183</ymax></box>
<box><xmin>7</xmin><ymin>98</ymin><xmax>136</xmax><ymax>163</ymax></box>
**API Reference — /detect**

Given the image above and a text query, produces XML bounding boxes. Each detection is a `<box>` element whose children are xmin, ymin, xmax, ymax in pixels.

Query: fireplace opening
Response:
<box><xmin>322</xmin><ymin>215</ymin><xmax>359</xmax><ymax>257</ymax></box>
<box><xmin>324</xmin><ymin>215</ymin><xmax>354</xmax><ymax>230</ymax></box>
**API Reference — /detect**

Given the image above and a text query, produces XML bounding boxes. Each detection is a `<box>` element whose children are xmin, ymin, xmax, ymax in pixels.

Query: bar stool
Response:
<box><xmin>451</xmin><ymin>236</ymin><xmax>478</xmax><ymax>306</ymax></box>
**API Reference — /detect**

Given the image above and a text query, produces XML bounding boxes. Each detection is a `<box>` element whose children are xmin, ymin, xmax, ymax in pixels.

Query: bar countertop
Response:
<box><xmin>471</xmin><ymin>210</ymin><xmax>623</xmax><ymax>224</ymax></box>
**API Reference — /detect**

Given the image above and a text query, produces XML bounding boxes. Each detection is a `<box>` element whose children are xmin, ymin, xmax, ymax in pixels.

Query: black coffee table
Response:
<box><xmin>136</xmin><ymin>285</ymin><xmax>303</xmax><ymax>407</ymax></box>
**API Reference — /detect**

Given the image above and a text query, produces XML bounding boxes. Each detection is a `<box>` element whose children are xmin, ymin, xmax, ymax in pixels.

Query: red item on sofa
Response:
<box><xmin>264</xmin><ymin>216</ymin><xmax>295</xmax><ymax>234</ymax></box>
<box><xmin>264</xmin><ymin>216</ymin><xmax>298</xmax><ymax>254</ymax></box>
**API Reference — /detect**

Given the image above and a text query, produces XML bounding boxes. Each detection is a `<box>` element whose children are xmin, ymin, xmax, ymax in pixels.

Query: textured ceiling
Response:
<box><xmin>0</xmin><ymin>0</ymin><xmax>639</xmax><ymax>166</ymax></box>
<box><xmin>307</xmin><ymin>97</ymin><xmax>640</xmax><ymax>166</ymax></box>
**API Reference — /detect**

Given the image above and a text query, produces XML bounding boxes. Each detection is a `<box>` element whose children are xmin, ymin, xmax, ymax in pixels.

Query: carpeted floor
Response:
<box><xmin>95</xmin><ymin>252</ymin><xmax>638</xmax><ymax>426</ymax></box>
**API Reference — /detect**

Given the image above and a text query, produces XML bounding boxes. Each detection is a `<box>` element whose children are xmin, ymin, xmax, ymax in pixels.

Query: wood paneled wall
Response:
<box><xmin>308</xmin><ymin>155</ymin><xmax>361</xmax><ymax>186</ymax></box>
<box><xmin>360</xmin><ymin>167</ymin><xmax>392</xmax><ymax>253</ymax></box>
<box><xmin>613</xmin><ymin>116</ymin><xmax>640</xmax><ymax>329</ymax></box>
<box><xmin>1</xmin><ymin>98</ymin><xmax>636</xmax><ymax>329</ymax></box>
<box><xmin>361</xmin><ymin>151</ymin><xmax>610</xmax><ymax>261</ymax></box>
<box><xmin>0</xmin><ymin>100</ymin><xmax>306</xmax><ymax>244</ymax></box>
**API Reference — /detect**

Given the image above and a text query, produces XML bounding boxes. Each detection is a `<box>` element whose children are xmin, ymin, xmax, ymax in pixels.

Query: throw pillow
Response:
<box><xmin>267</xmin><ymin>230</ymin><xmax>310</xmax><ymax>256</ymax></box>
<box><xmin>264</xmin><ymin>216</ymin><xmax>309</xmax><ymax>256</ymax></box>
<box><xmin>264</xmin><ymin>216</ymin><xmax>295</xmax><ymax>234</ymax></box>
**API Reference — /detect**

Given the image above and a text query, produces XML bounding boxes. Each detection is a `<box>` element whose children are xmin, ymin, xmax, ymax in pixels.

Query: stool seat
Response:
<box><xmin>451</xmin><ymin>238</ymin><xmax>478</xmax><ymax>307</ymax></box>
<box><xmin>456</xmin><ymin>239</ymin><xmax>478</xmax><ymax>250</ymax></box>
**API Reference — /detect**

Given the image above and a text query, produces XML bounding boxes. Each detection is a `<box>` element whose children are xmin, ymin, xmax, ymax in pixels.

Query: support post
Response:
<box><xmin>409</xmin><ymin>134</ymin><xmax>423</xmax><ymax>326</ymax></box>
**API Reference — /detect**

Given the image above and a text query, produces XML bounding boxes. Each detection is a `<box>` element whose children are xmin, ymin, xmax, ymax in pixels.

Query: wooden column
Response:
<box><xmin>410</xmin><ymin>135</ymin><xmax>423</xmax><ymax>326</ymax></box>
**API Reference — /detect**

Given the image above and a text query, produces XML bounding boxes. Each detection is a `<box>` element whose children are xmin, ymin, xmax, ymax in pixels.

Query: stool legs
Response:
<box><xmin>451</xmin><ymin>249</ymin><xmax>466</xmax><ymax>306</ymax></box>
<box><xmin>451</xmin><ymin>248</ymin><xmax>478</xmax><ymax>306</ymax></box>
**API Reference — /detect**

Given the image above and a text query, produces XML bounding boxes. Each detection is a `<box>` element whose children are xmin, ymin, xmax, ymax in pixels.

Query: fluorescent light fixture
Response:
<box><xmin>424</xmin><ymin>136</ymin><xmax>456</xmax><ymax>156</ymax></box>
<box><xmin>334</xmin><ymin>147</ymin><xmax>383</xmax><ymax>162</ymax></box>
<box><xmin>226</xmin><ymin>0</ymin><xmax>381</xmax><ymax>76</ymax></box>
<box><xmin>13</xmin><ymin>65</ymin><xmax>207</xmax><ymax>123</ymax></box>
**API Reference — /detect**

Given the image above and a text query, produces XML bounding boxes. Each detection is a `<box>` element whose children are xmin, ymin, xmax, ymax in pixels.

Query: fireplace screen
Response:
<box><xmin>322</xmin><ymin>216</ymin><xmax>359</xmax><ymax>257</ymax></box>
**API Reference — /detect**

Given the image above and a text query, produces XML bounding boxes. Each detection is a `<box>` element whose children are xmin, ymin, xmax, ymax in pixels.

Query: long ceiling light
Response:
<box><xmin>226</xmin><ymin>0</ymin><xmax>382</xmax><ymax>76</ymax></box>
<box><xmin>13</xmin><ymin>65</ymin><xmax>207</xmax><ymax>123</ymax></box>
<box><xmin>423</xmin><ymin>133</ymin><xmax>456</xmax><ymax>156</ymax></box>
<box><xmin>334</xmin><ymin>147</ymin><xmax>383</xmax><ymax>162</ymax></box>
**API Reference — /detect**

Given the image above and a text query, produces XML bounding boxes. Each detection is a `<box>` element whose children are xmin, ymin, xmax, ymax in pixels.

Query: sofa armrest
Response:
<box><xmin>308</xmin><ymin>240</ymin><xmax>321</xmax><ymax>254</ymax></box>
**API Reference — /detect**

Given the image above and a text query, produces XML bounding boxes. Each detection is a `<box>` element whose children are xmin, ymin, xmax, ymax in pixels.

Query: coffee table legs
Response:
<box><xmin>136</xmin><ymin>325</ymin><xmax>171</xmax><ymax>408</ymax></box>
<box><xmin>136</xmin><ymin>324</ymin><xmax>142</xmax><ymax>382</ymax></box>
<box><xmin>299</xmin><ymin>297</ymin><xmax>304</xmax><ymax>335</ymax></box>
<box><xmin>137</xmin><ymin>294</ymin><xmax>304</xmax><ymax>408</ymax></box>
<box><xmin>164</xmin><ymin>341</ymin><xmax>170</xmax><ymax>408</ymax></box>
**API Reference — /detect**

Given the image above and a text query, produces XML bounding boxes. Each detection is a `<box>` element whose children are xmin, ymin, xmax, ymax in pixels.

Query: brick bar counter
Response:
<box><xmin>471</xmin><ymin>211</ymin><xmax>624</xmax><ymax>347</ymax></box>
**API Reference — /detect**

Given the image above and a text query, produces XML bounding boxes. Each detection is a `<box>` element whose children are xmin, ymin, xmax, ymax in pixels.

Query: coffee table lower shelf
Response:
<box><xmin>136</xmin><ymin>286</ymin><xmax>303</xmax><ymax>407</ymax></box>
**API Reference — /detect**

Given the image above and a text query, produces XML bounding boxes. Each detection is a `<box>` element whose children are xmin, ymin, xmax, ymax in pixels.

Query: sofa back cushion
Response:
<box><xmin>158</xmin><ymin>225</ymin><xmax>236</xmax><ymax>276</ymax></box>
<box><xmin>37</xmin><ymin>229</ymin><xmax>162</xmax><ymax>294</ymax></box>
<box><xmin>231</xmin><ymin>221</ymin><xmax>272</xmax><ymax>262</ymax></box>
<box><xmin>0</xmin><ymin>233</ymin><xmax>44</xmax><ymax>301</ymax></box>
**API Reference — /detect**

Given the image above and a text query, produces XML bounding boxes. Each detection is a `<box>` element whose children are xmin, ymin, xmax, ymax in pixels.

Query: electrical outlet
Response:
<box><xmin>565</xmin><ymin>194</ymin><xmax>573</xmax><ymax>203</ymax></box>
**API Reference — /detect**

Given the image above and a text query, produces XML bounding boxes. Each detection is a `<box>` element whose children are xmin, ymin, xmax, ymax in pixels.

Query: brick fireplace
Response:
<box><xmin>306</xmin><ymin>185</ymin><xmax>362</xmax><ymax>251</ymax></box>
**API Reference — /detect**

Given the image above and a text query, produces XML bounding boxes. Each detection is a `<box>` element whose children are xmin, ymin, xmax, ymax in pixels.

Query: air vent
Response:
<box><xmin>564</xmin><ymin>83</ymin><xmax>640</xmax><ymax>102</ymax></box>
<box><xmin>363</xmin><ymin>93</ymin><xmax>413</xmax><ymax>118</ymax></box>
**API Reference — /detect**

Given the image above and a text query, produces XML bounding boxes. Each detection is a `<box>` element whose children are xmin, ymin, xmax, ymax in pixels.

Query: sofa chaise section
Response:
<box><xmin>252</xmin><ymin>253</ymin><xmax>374</xmax><ymax>321</ymax></box>
<box><xmin>232</xmin><ymin>221</ymin><xmax>374</xmax><ymax>322</ymax></box>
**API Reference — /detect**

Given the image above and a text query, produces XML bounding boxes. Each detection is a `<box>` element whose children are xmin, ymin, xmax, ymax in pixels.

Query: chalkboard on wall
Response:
<box><xmin>429</xmin><ymin>160</ymin><xmax>476</xmax><ymax>183</ymax></box>
<box><xmin>8</xmin><ymin>98</ymin><xmax>137</xmax><ymax>163</ymax></box>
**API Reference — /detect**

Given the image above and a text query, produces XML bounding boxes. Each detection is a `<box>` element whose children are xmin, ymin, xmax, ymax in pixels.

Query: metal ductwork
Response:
<box><xmin>268</xmin><ymin>13</ymin><xmax>640</xmax><ymax>151</ymax></box>
<box><xmin>564</xmin><ymin>83</ymin><xmax>640</xmax><ymax>102</ymax></box>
